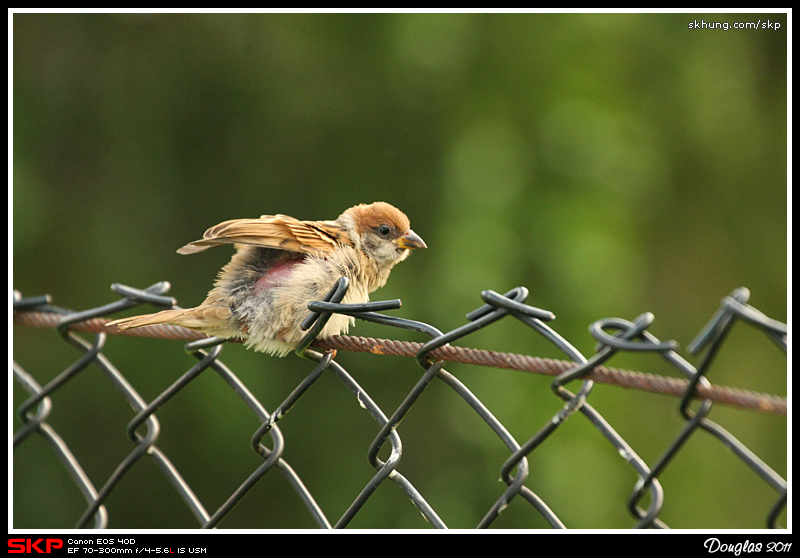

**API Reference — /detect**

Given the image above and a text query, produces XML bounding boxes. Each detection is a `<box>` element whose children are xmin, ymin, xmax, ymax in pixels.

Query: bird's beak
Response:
<box><xmin>394</xmin><ymin>230</ymin><xmax>427</xmax><ymax>250</ymax></box>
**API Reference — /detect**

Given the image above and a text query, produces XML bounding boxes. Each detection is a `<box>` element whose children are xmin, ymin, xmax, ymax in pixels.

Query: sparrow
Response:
<box><xmin>107</xmin><ymin>202</ymin><xmax>426</xmax><ymax>356</ymax></box>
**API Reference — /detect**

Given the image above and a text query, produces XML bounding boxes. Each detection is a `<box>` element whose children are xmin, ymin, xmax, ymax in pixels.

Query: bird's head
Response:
<box><xmin>338</xmin><ymin>202</ymin><xmax>426</xmax><ymax>270</ymax></box>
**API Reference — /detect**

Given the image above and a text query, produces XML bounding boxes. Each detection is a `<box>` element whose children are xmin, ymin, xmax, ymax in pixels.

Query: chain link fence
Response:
<box><xmin>12</xmin><ymin>281</ymin><xmax>787</xmax><ymax>529</ymax></box>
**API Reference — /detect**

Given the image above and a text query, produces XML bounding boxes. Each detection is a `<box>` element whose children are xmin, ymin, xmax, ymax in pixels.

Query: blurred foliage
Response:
<box><xmin>12</xmin><ymin>13</ymin><xmax>787</xmax><ymax>529</ymax></box>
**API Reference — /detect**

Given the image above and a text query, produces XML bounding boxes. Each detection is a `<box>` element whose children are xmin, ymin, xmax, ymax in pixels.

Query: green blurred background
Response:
<box><xmin>12</xmin><ymin>13</ymin><xmax>787</xmax><ymax>529</ymax></box>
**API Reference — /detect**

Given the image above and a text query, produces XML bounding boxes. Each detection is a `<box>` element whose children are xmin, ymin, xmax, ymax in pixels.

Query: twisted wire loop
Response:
<box><xmin>12</xmin><ymin>282</ymin><xmax>787</xmax><ymax>529</ymax></box>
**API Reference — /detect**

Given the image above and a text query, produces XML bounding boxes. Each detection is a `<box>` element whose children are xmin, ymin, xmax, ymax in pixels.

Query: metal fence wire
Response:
<box><xmin>12</xmin><ymin>281</ymin><xmax>787</xmax><ymax>529</ymax></box>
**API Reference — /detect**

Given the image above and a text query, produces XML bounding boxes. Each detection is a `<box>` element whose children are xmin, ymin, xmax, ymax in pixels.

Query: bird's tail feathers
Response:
<box><xmin>106</xmin><ymin>306</ymin><xmax>234</xmax><ymax>332</ymax></box>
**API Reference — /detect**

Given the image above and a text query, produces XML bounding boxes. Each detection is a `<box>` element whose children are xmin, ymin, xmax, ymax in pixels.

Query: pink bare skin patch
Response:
<box><xmin>253</xmin><ymin>255</ymin><xmax>306</xmax><ymax>293</ymax></box>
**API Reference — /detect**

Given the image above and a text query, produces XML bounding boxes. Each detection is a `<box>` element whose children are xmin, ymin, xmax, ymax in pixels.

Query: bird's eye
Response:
<box><xmin>377</xmin><ymin>225</ymin><xmax>392</xmax><ymax>237</ymax></box>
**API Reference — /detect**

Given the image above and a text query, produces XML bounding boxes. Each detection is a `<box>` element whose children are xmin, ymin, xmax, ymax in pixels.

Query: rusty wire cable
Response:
<box><xmin>13</xmin><ymin>306</ymin><xmax>786</xmax><ymax>416</ymax></box>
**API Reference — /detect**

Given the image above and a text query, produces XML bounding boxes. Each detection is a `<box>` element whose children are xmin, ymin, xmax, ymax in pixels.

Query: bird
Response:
<box><xmin>107</xmin><ymin>202</ymin><xmax>426</xmax><ymax>356</ymax></box>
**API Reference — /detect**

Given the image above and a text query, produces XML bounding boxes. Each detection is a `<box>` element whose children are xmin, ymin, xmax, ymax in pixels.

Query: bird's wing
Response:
<box><xmin>176</xmin><ymin>215</ymin><xmax>352</xmax><ymax>255</ymax></box>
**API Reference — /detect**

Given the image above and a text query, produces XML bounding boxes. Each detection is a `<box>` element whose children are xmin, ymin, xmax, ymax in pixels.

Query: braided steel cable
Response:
<box><xmin>13</xmin><ymin>305</ymin><xmax>786</xmax><ymax>416</ymax></box>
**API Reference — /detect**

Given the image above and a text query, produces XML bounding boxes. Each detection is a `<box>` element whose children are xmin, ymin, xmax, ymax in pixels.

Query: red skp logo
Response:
<box><xmin>8</xmin><ymin>539</ymin><xmax>64</xmax><ymax>553</ymax></box>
